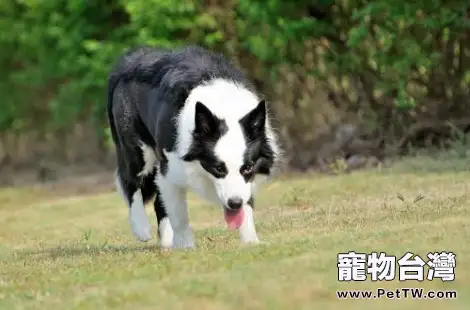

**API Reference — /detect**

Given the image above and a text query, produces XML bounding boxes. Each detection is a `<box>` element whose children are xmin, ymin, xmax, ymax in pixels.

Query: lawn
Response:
<box><xmin>0</xmin><ymin>154</ymin><xmax>469</xmax><ymax>309</ymax></box>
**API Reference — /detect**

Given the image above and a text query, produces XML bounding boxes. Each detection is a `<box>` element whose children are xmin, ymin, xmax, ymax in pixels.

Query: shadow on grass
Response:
<box><xmin>13</xmin><ymin>243</ymin><xmax>169</xmax><ymax>261</ymax></box>
<box><xmin>11</xmin><ymin>229</ymin><xmax>234</xmax><ymax>261</ymax></box>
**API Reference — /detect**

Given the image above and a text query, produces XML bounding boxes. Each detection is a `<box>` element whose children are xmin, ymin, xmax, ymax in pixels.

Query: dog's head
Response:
<box><xmin>182</xmin><ymin>98</ymin><xmax>280</xmax><ymax>214</ymax></box>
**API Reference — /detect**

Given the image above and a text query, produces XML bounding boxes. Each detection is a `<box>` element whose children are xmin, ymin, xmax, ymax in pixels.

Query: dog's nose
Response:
<box><xmin>227</xmin><ymin>197</ymin><xmax>243</xmax><ymax>210</ymax></box>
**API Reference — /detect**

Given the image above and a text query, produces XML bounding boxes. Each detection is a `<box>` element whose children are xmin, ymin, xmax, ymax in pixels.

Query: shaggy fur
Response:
<box><xmin>107</xmin><ymin>45</ymin><xmax>281</xmax><ymax>248</ymax></box>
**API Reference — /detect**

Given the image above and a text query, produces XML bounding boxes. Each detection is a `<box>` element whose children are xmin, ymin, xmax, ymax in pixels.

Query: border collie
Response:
<box><xmin>106</xmin><ymin>45</ymin><xmax>281</xmax><ymax>249</ymax></box>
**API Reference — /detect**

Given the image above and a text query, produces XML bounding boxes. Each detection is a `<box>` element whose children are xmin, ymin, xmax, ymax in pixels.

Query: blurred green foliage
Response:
<box><xmin>0</xmin><ymin>0</ymin><xmax>469</xmax><ymax>152</ymax></box>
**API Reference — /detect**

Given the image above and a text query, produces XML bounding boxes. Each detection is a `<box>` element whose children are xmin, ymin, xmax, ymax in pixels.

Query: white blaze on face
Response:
<box><xmin>212</xmin><ymin>122</ymin><xmax>251</xmax><ymax>206</ymax></box>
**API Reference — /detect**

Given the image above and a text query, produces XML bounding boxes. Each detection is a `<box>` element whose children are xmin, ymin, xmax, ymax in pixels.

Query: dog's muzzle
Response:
<box><xmin>226</xmin><ymin>196</ymin><xmax>243</xmax><ymax>210</ymax></box>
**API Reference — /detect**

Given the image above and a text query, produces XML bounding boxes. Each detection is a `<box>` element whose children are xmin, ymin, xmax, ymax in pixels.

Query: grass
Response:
<box><xmin>1</xmin><ymin>154</ymin><xmax>470</xmax><ymax>309</ymax></box>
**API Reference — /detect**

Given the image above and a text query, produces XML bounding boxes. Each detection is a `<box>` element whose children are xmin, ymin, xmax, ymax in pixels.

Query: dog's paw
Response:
<box><xmin>240</xmin><ymin>239</ymin><xmax>269</xmax><ymax>247</ymax></box>
<box><xmin>158</xmin><ymin>217</ymin><xmax>173</xmax><ymax>248</ymax></box>
<box><xmin>172</xmin><ymin>236</ymin><xmax>196</xmax><ymax>249</ymax></box>
<box><xmin>172</xmin><ymin>229</ymin><xmax>196</xmax><ymax>250</ymax></box>
<box><xmin>173</xmin><ymin>242</ymin><xmax>196</xmax><ymax>250</ymax></box>
<box><xmin>131</xmin><ymin>223</ymin><xmax>152</xmax><ymax>242</ymax></box>
<box><xmin>129</xmin><ymin>204</ymin><xmax>152</xmax><ymax>242</ymax></box>
<box><xmin>239</xmin><ymin>232</ymin><xmax>261</xmax><ymax>245</ymax></box>
<box><xmin>241</xmin><ymin>238</ymin><xmax>260</xmax><ymax>245</ymax></box>
<box><xmin>130</xmin><ymin>214</ymin><xmax>152</xmax><ymax>242</ymax></box>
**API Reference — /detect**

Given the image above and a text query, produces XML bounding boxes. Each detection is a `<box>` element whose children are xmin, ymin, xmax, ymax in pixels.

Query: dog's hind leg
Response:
<box><xmin>115</xmin><ymin>170</ymin><xmax>153</xmax><ymax>242</ymax></box>
<box><xmin>114</xmin><ymin>143</ymin><xmax>157</xmax><ymax>242</ymax></box>
<box><xmin>137</xmin><ymin>157</ymin><xmax>174</xmax><ymax>248</ymax></box>
<box><xmin>109</xmin><ymin>78</ymin><xmax>158</xmax><ymax>242</ymax></box>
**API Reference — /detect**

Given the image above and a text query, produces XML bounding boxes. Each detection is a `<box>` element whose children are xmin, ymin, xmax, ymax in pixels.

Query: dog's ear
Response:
<box><xmin>239</xmin><ymin>100</ymin><xmax>266</xmax><ymax>139</ymax></box>
<box><xmin>194</xmin><ymin>101</ymin><xmax>218</xmax><ymax>137</ymax></box>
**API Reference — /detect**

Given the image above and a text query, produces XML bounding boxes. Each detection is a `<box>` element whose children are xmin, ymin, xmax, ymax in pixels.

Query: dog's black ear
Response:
<box><xmin>194</xmin><ymin>101</ymin><xmax>218</xmax><ymax>137</ymax></box>
<box><xmin>240</xmin><ymin>100</ymin><xmax>266</xmax><ymax>139</ymax></box>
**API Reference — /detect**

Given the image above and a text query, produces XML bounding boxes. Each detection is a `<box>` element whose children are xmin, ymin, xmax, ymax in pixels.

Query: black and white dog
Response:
<box><xmin>107</xmin><ymin>45</ymin><xmax>281</xmax><ymax>249</ymax></box>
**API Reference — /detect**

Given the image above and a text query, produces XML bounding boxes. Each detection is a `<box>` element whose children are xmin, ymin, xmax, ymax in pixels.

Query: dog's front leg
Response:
<box><xmin>157</xmin><ymin>177</ymin><xmax>195</xmax><ymax>249</ymax></box>
<box><xmin>238</xmin><ymin>203</ymin><xmax>260</xmax><ymax>244</ymax></box>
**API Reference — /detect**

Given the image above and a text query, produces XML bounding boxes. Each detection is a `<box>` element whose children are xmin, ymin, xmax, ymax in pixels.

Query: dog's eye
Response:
<box><xmin>241</xmin><ymin>164</ymin><xmax>254</xmax><ymax>175</ymax></box>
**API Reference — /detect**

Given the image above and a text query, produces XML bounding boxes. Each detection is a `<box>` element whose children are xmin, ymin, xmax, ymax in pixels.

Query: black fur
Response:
<box><xmin>182</xmin><ymin>101</ymin><xmax>230</xmax><ymax>178</ymax></box>
<box><xmin>239</xmin><ymin>100</ymin><xmax>275</xmax><ymax>181</ymax></box>
<box><xmin>247</xmin><ymin>196</ymin><xmax>254</xmax><ymax>209</ymax></box>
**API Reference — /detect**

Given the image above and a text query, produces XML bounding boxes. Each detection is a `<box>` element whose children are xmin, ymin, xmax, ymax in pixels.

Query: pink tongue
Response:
<box><xmin>224</xmin><ymin>208</ymin><xmax>245</xmax><ymax>230</ymax></box>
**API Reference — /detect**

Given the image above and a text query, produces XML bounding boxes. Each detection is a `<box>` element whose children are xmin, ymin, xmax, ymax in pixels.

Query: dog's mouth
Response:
<box><xmin>223</xmin><ymin>208</ymin><xmax>245</xmax><ymax>230</ymax></box>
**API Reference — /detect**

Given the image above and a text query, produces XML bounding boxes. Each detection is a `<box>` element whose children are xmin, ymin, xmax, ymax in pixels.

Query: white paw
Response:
<box><xmin>129</xmin><ymin>208</ymin><xmax>152</xmax><ymax>242</ymax></box>
<box><xmin>240</xmin><ymin>237</ymin><xmax>261</xmax><ymax>245</ymax></box>
<box><xmin>241</xmin><ymin>239</ymin><xmax>269</xmax><ymax>248</ymax></box>
<box><xmin>172</xmin><ymin>228</ymin><xmax>196</xmax><ymax>249</ymax></box>
<box><xmin>131</xmin><ymin>221</ymin><xmax>152</xmax><ymax>242</ymax></box>
<box><xmin>158</xmin><ymin>217</ymin><xmax>174</xmax><ymax>248</ymax></box>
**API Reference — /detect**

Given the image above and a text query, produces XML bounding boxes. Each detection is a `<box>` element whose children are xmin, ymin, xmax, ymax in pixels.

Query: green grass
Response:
<box><xmin>1</xmin><ymin>154</ymin><xmax>470</xmax><ymax>309</ymax></box>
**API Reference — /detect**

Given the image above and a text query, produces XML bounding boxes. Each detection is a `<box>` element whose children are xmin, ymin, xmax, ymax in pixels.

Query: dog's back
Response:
<box><xmin>107</xmin><ymin>45</ymin><xmax>253</xmax><ymax>152</ymax></box>
<box><xmin>107</xmin><ymin>46</ymin><xmax>167</xmax><ymax>148</ymax></box>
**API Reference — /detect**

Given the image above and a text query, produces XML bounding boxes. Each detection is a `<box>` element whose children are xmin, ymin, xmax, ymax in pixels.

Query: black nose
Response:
<box><xmin>227</xmin><ymin>197</ymin><xmax>243</xmax><ymax>210</ymax></box>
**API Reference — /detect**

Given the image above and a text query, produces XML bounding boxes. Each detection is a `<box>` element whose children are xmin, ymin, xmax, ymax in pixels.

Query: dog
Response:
<box><xmin>106</xmin><ymin>45</ymin><xmax>282</xmax><ymax>249</ymax></box>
